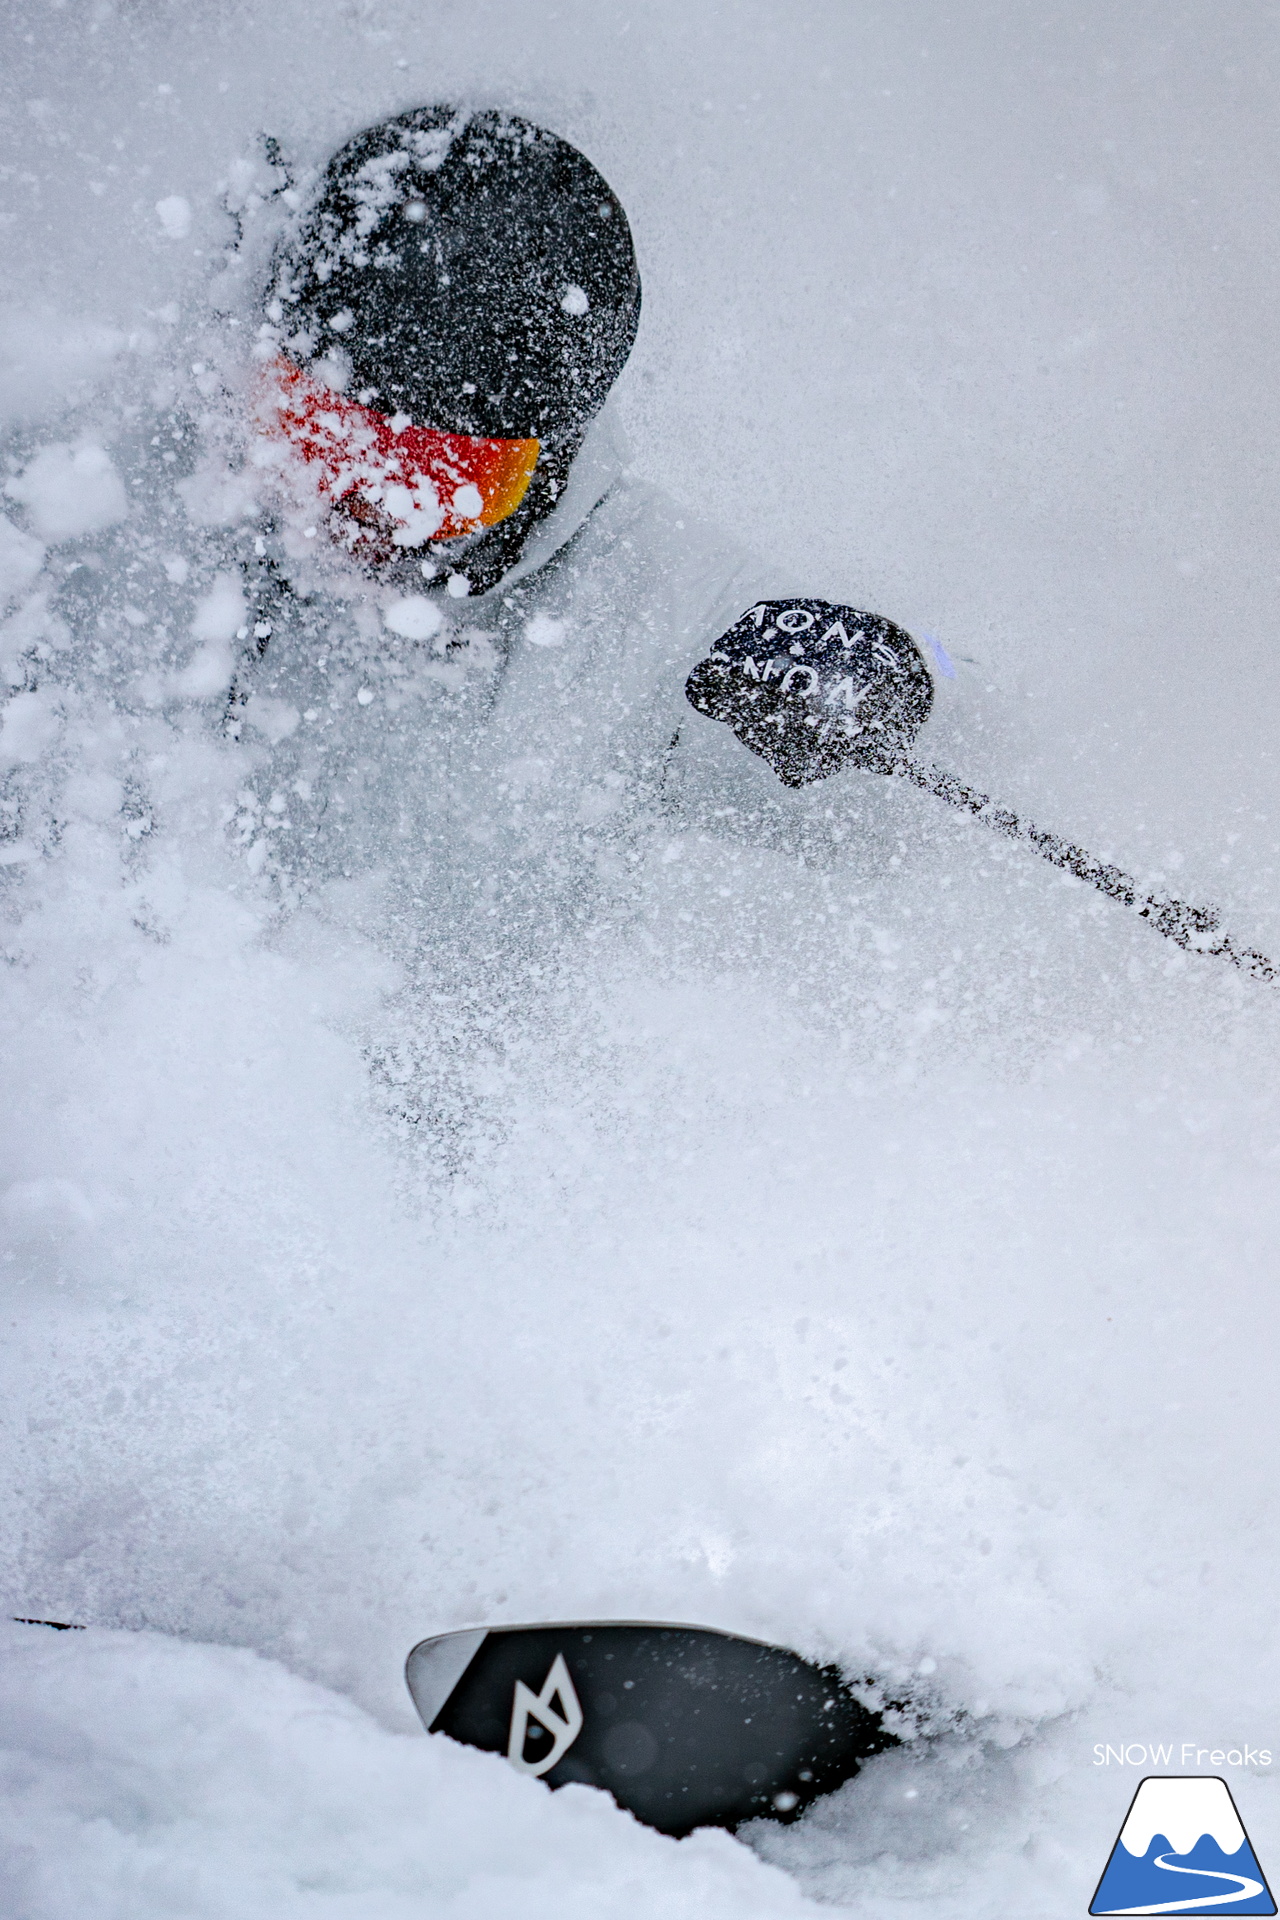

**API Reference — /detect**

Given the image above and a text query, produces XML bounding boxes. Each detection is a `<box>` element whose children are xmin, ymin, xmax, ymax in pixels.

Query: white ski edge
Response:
<box><xmin>405</xmin><ymin>1628</ymin><xmax>489</xmax><ymax>1731</ymax></box>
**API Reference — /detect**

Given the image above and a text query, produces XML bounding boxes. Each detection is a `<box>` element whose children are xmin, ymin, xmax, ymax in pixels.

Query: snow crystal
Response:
<box><xmin>154</xmin><ymin>195</ymin><xmax>193</xmax><ymax>241</ymax></box>
<box><xmin>450</xmin><ymin>482</ymin><xmax>483</xmax><ymax>519</ymax></box>
<box><xmin>4</xmin><ymin>443</ymin><xmax>128</xmax><ymax>542</ymax></box>
<box><xmin>169</xmin><ymin>644</ymin><xmax>235</xmax><ymax>698</ymax></box>
<box><xmin>525</xmin><ymin>612</ymin><xmax>567</xmax><ymax>646</ymax></box>
<box><xmin>383</xmin><ymin>595</ymin><xmax>444</xmax><ymax>640</ymax></box>
<box><xmin>189</xmin><ymin>574</ymin><xmax>248</xmax><ymax>644</ymax></box>
<box><xmin>241</xmin><ymin>693</ymin><xmax>301</xmax><ymax>742</ymax></box>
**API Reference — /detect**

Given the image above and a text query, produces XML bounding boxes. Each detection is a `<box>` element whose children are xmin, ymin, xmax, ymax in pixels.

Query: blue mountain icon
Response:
<box><xmin>1091</xmin><ymin>1777</ymin><xmax>1275</xmax><ymax>1916</ymax></box>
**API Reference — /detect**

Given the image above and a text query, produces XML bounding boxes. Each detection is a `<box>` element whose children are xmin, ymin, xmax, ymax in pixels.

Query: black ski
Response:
<box><xmin>406</xmin><ymin>1619</ymin><xmax>892</xmax><ymax>1836</ymax></box>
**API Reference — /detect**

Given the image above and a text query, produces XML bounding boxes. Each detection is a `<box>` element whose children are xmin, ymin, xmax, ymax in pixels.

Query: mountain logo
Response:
<box><xmin>1090</xmin><ymin>1776</ymin><xmax>1275</xmax><ymax>1915</ymax></box>
<box><xmin>506</xmin><ymin>1653</ymin><xmax>584</xmax><ymax>1778</ymax></box>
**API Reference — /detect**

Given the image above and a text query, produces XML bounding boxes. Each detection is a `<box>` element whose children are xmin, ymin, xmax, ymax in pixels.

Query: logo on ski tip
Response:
<box><xmin>1090</xmin><ymin>1777</ymin><xmax>1275</xmax><ymax>1915</ymax></box>
<box><xmin>507</xmin><ymin>1654</ymin><xmax>584</xmax><ymax>1777</ymax></box>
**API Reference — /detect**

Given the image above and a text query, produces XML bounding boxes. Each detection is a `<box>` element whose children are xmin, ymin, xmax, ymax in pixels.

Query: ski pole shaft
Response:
<box><xmin>893</xmin><ymin>757</ymin><xmax>1277</xmax><ymax>984</ymax></box>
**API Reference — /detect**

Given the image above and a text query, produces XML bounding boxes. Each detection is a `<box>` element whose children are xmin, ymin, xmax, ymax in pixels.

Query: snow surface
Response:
<box><xmin>2</xmin><ymin>2</ymin><xmax>1280</xmax><ymax>1916</ymax></box>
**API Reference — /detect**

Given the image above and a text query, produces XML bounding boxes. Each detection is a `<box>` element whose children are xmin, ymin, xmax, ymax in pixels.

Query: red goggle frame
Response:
<box><xmin>259</xmin><ymin>356</ymin><xmax>541</xmax><ymax>547</ymax></box>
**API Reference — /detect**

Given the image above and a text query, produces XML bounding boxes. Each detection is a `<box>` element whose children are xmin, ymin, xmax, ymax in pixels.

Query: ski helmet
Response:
<box><xmin>266</xmin><ymin>107</ymin><xmax>641</xmax><ymax>593</ymax></box>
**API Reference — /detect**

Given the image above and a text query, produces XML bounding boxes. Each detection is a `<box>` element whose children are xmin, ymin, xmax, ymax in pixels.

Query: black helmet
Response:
<box><xmin>267</xmin><ymin>107</ymin><xmax>641</xmax><ymax>592</ymax></box>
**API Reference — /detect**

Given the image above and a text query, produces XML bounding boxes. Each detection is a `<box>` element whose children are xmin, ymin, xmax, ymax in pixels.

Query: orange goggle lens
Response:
<box><xmin>261</xmin><ymin>357</ymin><xmax>540</xmax><ymax>545</ymax></box>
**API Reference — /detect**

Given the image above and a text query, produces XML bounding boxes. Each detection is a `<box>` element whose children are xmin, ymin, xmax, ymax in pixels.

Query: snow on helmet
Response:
<box><xmin>265</xmin><ymin>107</ymin><xmax>641</xmax><ymax>592</ymax></box>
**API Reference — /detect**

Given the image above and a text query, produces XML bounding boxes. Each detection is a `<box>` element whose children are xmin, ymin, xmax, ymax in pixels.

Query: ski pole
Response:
<box><xmin>685</xmin><ymin>598</ymin><xmax>1277</xmax><ymax>985</ymax></box>
<box><xmin>890</xmin><ymin>755</ymin><xmax>1277</xmax><ymax>984</ymax></box>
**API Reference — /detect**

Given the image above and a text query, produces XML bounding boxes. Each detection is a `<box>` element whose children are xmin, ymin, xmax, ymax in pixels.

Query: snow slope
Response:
<box><xmin>2</xmin><ymin>2</ymin><xmax>1279</xmax><ymax>1914</ymax></box>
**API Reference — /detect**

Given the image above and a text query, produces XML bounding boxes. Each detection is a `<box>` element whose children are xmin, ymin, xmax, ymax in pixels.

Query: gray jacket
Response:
<box><xmin>232</xmin><ymin>405</ymin><xmax>932</xmax><ymax>939</ymax></box>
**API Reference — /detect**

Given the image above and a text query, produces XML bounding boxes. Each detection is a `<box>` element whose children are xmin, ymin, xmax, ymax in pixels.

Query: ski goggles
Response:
<box><xmin>258</xmin><ymin>356</ymin><xmax>541</xmax><ymax>547</ymax></box>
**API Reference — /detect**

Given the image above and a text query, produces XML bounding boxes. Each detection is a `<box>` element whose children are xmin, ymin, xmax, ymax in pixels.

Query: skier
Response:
<box><xmin>231</xmin><ymin>104</ymin><xmax>933</xmax><ymax>944</ymax></box>
<box><xmin>233</xmin><ymin>104</ymin><xmax>1270</xmax><ymax>984</ymax></box>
